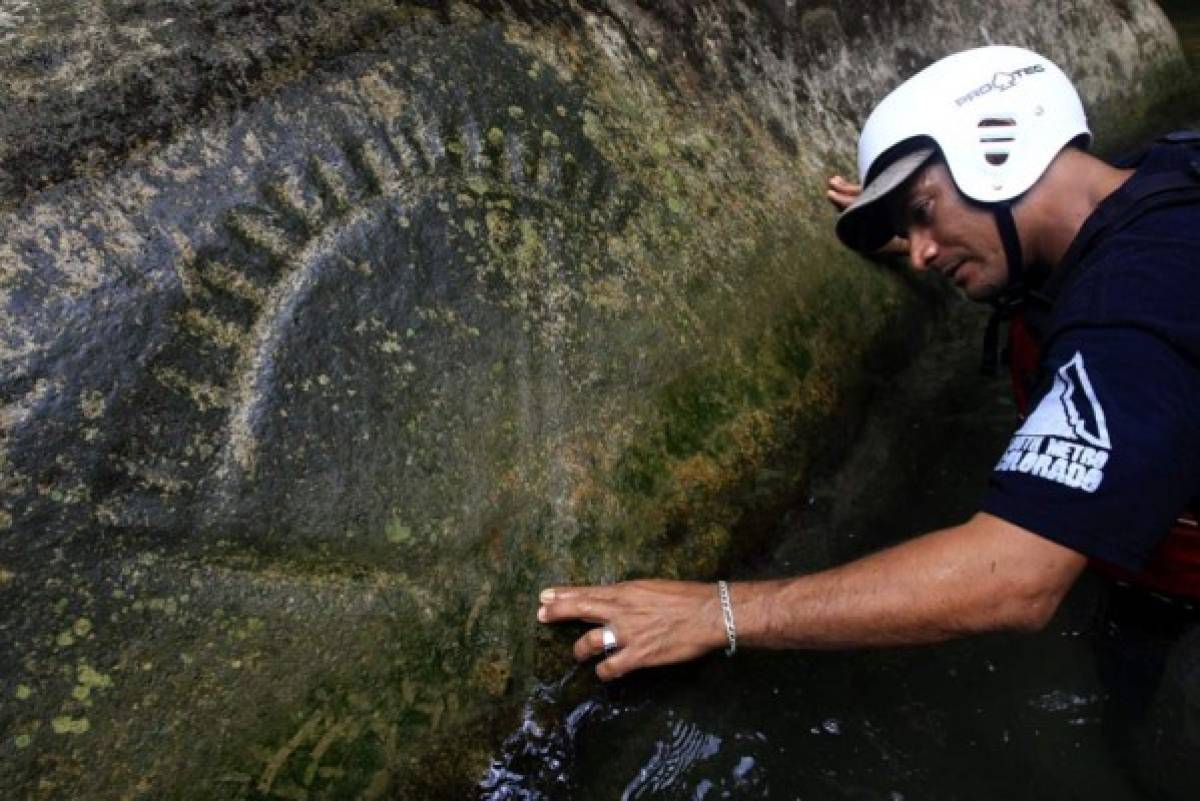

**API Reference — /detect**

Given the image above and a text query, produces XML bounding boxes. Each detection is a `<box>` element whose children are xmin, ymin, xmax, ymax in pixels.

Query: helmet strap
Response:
<box><xmin>980</xmin><ymin>201</ymin><xmax>1027</xmax><ymax>377</ymax></box>
<box><xmin>992</xmin><ymin>201</ymin><xmax>1024</xmax><ymax>291</ymax></box>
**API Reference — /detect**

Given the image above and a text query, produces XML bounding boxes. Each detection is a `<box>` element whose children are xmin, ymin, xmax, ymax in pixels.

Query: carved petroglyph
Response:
<box><xmin>98</xmin><ymin>55</ymin><xmax>639</xmax><ymax>532</ymax></box>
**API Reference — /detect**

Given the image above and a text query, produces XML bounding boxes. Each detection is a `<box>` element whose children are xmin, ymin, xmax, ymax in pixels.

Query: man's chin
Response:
<box><xmin>962</xmin><ymin>280</ymin><xmax>1005</xmax><ymax>303</ymax></box>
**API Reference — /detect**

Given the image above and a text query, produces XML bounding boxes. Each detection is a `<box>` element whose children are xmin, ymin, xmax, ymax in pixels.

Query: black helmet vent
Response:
<box><xmin>979</xmin><ymin>117</ymin><xmax>1017</xmax><ymax>167</ymax></box>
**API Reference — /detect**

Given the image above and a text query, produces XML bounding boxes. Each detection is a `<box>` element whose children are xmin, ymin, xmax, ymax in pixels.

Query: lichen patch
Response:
<box><xmin>50</xmin><ymin>716</ymin><xmax>89</xmax><ymax>736</ymax></box>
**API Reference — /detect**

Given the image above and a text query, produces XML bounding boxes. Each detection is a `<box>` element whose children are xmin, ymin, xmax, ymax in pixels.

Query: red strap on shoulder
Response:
<box><xmin>1006</xmin><ymin>314</ymin><xmax>1041</xmax><ymax>417</ymax></box>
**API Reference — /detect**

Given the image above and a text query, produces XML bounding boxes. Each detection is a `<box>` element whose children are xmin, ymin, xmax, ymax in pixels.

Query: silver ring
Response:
<box><xmin>601</xmin><ymin>626</ymin><xmax>618</xmax><ymax>656</ymax></box>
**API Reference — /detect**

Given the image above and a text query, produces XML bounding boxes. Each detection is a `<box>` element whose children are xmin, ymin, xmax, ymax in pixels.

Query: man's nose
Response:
<box><xmin>908</xmin><ymin>230</ymin><xmax>937</xmax><ymax>270</ymax></box>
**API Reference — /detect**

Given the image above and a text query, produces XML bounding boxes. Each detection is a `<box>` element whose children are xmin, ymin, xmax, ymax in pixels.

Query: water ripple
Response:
<box><xmin>619</xmin><ymin>717</ymin><xmax>722</xmax><ymax>800</ymax></box>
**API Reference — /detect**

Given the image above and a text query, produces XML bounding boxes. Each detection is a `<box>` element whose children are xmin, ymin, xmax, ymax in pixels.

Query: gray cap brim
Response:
<box><xmin>835</xmin><ymin>147</ymin><xmax>935</xmax><ymax>253</ymax></box>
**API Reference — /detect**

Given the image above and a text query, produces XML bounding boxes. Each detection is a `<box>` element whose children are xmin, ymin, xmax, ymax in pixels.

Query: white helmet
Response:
<box><xmin>836</xmin><ymin>45</ymin><xmax>1091</xmax><ymax>253</ymax></box>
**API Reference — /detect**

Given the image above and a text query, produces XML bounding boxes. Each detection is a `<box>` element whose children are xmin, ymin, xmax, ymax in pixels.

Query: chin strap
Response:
<box><xmin>992</xmin><ymin>201</ymin><xmax>1025</xmax><ymax>290</ymax></box>
<box><xmin>980</xmin><ymin>201</ymin><xmax>1029</xmax><ymax>376</ymax></box>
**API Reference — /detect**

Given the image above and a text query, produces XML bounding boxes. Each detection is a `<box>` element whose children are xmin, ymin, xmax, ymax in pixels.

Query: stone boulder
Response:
<box><xmin>0</xmin><ymin>1</ymin><xmax>1189</xmax><ymax>797</ymax></box>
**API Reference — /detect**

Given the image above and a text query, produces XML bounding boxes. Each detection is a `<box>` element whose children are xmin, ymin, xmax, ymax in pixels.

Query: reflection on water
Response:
<box><xmin>478</xmin><ymin>669</ymin><xmax>588</xmax><ymax>800</ymax></box>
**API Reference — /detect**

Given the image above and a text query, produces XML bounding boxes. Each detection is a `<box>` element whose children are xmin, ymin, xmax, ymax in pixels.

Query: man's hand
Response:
<box><xmin>536</xmin><ymin>580</ymin><xmax>726</xmax><ymax>681</ymax></box>
<box><xmin>826</xmin><ymin>174</ymin><xmax>863</xmax><ymax>211</ymax></box>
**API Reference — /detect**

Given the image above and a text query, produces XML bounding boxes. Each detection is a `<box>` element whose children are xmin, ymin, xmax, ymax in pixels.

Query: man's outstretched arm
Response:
<box><xmin>536</xmin><ymin>512</ymin><xmax>1087</xmax><ymax>680</ymax></box>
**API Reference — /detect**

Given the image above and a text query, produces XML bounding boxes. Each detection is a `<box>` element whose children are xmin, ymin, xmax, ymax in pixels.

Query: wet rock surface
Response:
<box><xmin>0</xmin><ymin>1</ymin><xmax>1191</xmax><ymax>797</ymax></box>
<box><xmin>0</xmin><ymin>1</ymin><xmax>441</xmax><ymax>205</ymax></box>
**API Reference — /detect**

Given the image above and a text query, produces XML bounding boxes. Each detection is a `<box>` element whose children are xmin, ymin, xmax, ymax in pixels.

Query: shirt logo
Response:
<box><xmin>955</xmin><ymin>64</ymin><xmax>1046</xmax><ymax>107</ymax></box>
<box><xmin>994</xmin><ymin>352</ymin><xmax>1110</xmax><ymax>493</ymax></box>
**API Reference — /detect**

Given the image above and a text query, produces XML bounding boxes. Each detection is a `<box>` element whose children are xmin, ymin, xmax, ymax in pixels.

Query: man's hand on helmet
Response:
<box><xmin>826</xmin><ymin>174</ymin><xmax>862</xmax><ymax>211</ymax></box>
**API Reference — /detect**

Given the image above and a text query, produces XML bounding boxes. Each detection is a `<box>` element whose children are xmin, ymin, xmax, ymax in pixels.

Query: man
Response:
<box><xmin>537</xmin><ymin>45</ymin><xmax>1200</xmax><ymax>795</ymax></box>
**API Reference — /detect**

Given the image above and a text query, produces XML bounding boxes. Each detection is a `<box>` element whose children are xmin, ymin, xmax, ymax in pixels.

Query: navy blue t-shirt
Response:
<box><xmin>981</xmin><ymin>162</ymin><xmax>1200</xmax><ymax>571</ymax></box>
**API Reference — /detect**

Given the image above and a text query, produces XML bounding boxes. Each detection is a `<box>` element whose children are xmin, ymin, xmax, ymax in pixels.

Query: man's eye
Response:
<box><xmin>910</xmin><ymin>200</ymin><xmax>932</xmax><ymax>225</ymax></box>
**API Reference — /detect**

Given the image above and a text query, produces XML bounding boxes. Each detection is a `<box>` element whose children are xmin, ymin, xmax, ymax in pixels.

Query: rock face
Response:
<box><xmin>0</xmin><ymin>1</ymin><xmax>1188</xmax><ymax>797</ymax></box>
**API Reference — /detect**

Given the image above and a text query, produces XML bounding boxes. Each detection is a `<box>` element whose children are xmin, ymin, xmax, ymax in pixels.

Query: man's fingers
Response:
<box><xmin>826</xmin><ymin>175</ymin><xmax>864</xmax><ymax>212</ymax></box>
<box><xmin>567</xmin><ymin>628</ymin><xmax>638</xmax><ymax>680</ymax></box>
<box><xmin>537</xmin><ymin>586</ymin><xmax>613</xmax><ymax>624</ymax></box>
<box><xmin>596</xmin><ymin>649</ymin><xmax>635</xmax><ymax>682</ymax></box>
<box><xmin>828</xmin><ymin>175</ymin><xmax>861</xmax><ymax>193</ymax></box>
<box><xmin>572</xmin><ymin>627</ymin><xmax>611</xmax><ymax>662</ymax></box>
<box><xmin>827</xmin><ymin>189</ymin><xmax>859</xmax><ymax>212</ymax></box>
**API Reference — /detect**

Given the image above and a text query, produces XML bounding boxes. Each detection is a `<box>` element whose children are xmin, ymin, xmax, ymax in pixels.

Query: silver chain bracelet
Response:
<box><xmin>717</xmin><ymin>580</ymin><xmax>737</xmax><ymax>656</ymax></box>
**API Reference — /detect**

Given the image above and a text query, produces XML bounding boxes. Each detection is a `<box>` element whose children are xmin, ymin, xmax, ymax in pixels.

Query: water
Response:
<box><xmin>487</xmin><ymin>642</ymin><xmax>1118</xmax><ymax>800</ymax></box>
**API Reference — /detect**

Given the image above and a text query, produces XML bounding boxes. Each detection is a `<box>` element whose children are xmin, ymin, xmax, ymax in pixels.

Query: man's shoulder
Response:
<box><xmin>1056</xmin><ymin>146</ymin><xmax>1200</xmax><ymax>287</ymax></box>
<box><xmin>1088</xmin><ymin>198</ymin><xmax>1200</xmax><ymax>269</ymax></box>
<box><xmin>1077</xmin><ymin>151</ymin><xmax>1200</xmax><ymax>270</ymax></box>
<box><xmin>1048</xmin><ymin>202</ymin><xmax>1200</xmax><ymax>354</ymax></box>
